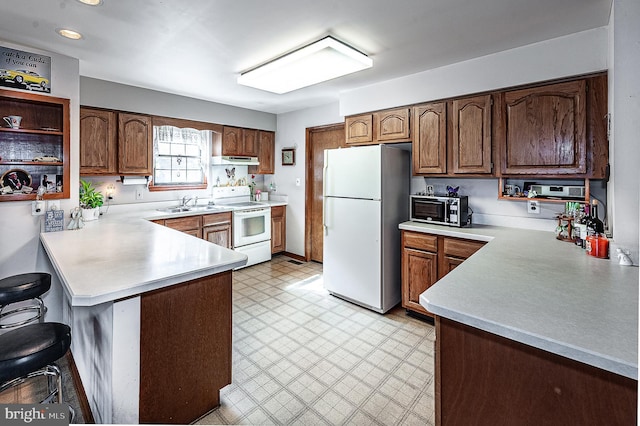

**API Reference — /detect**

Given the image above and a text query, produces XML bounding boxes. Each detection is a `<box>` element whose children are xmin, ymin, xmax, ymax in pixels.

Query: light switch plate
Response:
<box><xmin>48</xmin><ymin>200</ymin><xmax>61</xmax><ymax>211</ymax></box>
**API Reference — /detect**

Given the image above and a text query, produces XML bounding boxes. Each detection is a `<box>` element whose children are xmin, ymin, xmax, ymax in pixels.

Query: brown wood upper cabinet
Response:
<box><xmin>248</xmin><ymin>131</ymin><xmax>275</xmax><ymax>175</ymax></box>
<box><xmin>345</xmin><ymin>108</ymin><xmax>410</xmax><ymax>145</ymax></box>
<box><xmin>500</xmin><ymin>80</ymin><xmax>586</xmax><ymax>175</ymax></box>
<box><xmin>412</xmin><ymin>102</ymin><xmax>447</xmax><ymax>174</ymax></box>
<box><xmin>450</xmin><ymin>94</ymin><xmax>493</xmax><ymax>174</ymax></box>
<box><xmin>222</xmin><ymin>126</ymin><xmax>258</xmax><ymax>157</ymax></box>
<box><xmin>118</xmin><ymin>112</ymin><xmax>153</xmax><ymax>175</ymax></box>
<box><xmin>345</xmin><ymin>114</ymin><xmax>373</xmax><ymax>144</ymax></box>
<box><xmin>80</xmin><ymin>108</ymin><xmax>117</xmax><ymax>175</ymax></box>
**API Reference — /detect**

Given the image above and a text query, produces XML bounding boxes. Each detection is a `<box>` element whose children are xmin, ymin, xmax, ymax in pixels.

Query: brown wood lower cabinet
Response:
<box><xmin>271</xmin><ymin>205</ymin><xmax>286</xmax><ymax>254</ymax></box>
<box><xmin>435</xmin><ymin>317</ymin><xmax>637</xmax><ymax>426</ymax></box>
<box><xmin>153</xmin><ymin>212</ymin><xmax>232</xmax><ymax>248</ymax></box>
<box><xmin>140</xmin><ymin>272</ymin><xmax>232</xmax><ymax>424</ymax></box>
<box><xmin>202</xmin><ymin>212</ymin><xmax>232</xmax><ymax>249</ymax></box>
<box><xmin>401</xmin><ymin>230</ymin><xmax>485</xmax><ymax>317</ymax></box>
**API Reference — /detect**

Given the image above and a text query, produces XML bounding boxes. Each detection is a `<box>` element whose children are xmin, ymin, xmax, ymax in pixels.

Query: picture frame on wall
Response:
<box><xmin>282</xmin><ymin>148</ymin><xmax>295</xmax><ymax>166</ymax></box>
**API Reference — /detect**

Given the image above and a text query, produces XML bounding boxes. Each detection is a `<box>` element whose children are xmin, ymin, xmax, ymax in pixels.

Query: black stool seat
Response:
<box><xmin>0</xmin><ymin>322</ymin><xmax>71</xmax><ymax>383</ymax></box>
<box><xmin>0</xmin><ymin>273</ymin><xmax>51</xmax><ymax>305</ymax></box>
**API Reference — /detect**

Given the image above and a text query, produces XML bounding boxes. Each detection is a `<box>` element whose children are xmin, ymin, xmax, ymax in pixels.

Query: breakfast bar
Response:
<box><xmin>40</xmin><ymin>209</ymin><xmax>247</xmax><ymax>424</ymax></box>
<box><xmin>400</xmin><ymin>222</ymin><xmax>638</xmax><ymax>425</ymax></box>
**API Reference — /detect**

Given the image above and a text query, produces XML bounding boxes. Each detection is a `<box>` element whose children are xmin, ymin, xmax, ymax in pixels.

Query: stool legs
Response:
<box><xmin>0</xmin><ymin>296</ymin><xmax>47</xmax><ymax>328</ymax></box>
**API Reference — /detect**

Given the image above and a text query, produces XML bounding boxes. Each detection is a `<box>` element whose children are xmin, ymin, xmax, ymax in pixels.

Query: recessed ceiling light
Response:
<box><xmin>238</xmin><ymin>36</ymin><xmax>373</xmax><ymax>94</ymax></box>
<box><xmin>76</xmin><ymin>0</ymin><xmax>103</xmax><ymax>5</ymax></box>
<box><xmin>56</xmin><ymin>28</ymin><xmax>83</xmax><ymax>40</ymax></box>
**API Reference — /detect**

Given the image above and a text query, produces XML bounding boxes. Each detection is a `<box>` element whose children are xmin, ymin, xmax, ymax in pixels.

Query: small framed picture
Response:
<box><xmin>282</xmin><ymin>148</ymin><xmax>295</xmax><ymax>166</ymax></box>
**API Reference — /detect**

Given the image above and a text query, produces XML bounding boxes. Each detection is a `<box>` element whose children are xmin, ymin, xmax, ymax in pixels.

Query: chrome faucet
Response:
<box><xmin>181</xmin><ymin>196</ymin><xmax>193</xmax><ymax>207</ymax></box>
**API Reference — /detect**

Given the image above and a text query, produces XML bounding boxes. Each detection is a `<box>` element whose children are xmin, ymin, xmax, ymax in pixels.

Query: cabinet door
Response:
<box><xmin>271</xmin><ymin>205</ymin><xmax>286</xmax><ymax>254</ymax></box>
<box><xmin>412</xmin><ymin>102</ymin><xmax>447</xmax><ymax>174</ymax></box>
<box><xmin>243</xmin><ymin>128</ymin><xmax>258</xmax><ymax>157</ymax></box>
<box><xmin>203</xmin><ymin>224</ymin><xmax>232</xmax><ymax>248</ymax></box>
<box><xmin>451</xmin><ymin>95</ymin><xmax>492</xmax><ymax>174</ymax></box>
<box><xmin>345</xmin><ymin>114</ymin><xmax>373</xmax><ymax>145</ymax></box>
<box><xmin>502</xmin><ymin>80</ymin><xmax>586</xmax><ymax>175</ymax></box>
<box><xmin>80</xmin><ymin>108</ymin><xmax>117</xmax><ymax>175</ymax></box>
<box><xmin>202</xmin><ymin>212</ymin><xmax>232</xmax><ymax>248</ymax></box>
<box><xmin>248</xmin><ymin>131</ymin><xmax>275</xmax><ymax>175</ymax></box>
<box><xmin>440</xmin><ymin>256</ymin><xmax>464</xmax><ymax>279</ymax></box>
<box><xmin>222</xmin><ymin>126</ymin><xmax>242</xmax><ymax>156</ymax></box>
<box><xmin>402</xmin><ymin>247</ymin><xmax>438</xmax><ymax>316</ymax></box>
<box><xmin>376</xmin><ymin>108</ymin><xmax>410</xmax><ymax>142</ymax></box>
<box><xmin>118</xmin><ymin>113</ymin><xmax>152</xmax><ymax>175</ymax></box>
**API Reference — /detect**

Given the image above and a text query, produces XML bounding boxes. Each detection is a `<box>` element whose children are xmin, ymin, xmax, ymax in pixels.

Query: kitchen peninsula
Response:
<box><xmin>402</xmin><ymin>222</ymin><xmax>638</xmax><ymax>425</ymax></box>
<box><xmin>40</xmin><ymin>207</ymin><xmax>247</xmax><ymax>424</ymax></box>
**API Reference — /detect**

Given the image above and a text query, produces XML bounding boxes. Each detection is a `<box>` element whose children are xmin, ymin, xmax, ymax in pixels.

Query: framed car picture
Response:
<box><xmin>282</xmin><ymin>148</ymin><xmax>295</xmax><ymax>166</ymax></box>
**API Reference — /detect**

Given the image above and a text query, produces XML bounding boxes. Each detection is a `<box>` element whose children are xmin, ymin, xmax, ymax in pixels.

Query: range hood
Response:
<box><xmin>212</xmin><ymin>156</ymin><xmax>259</xmax><ymax>166</ymax></box>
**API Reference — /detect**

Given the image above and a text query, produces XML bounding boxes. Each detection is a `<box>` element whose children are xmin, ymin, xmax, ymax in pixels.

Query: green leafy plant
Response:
<box><xmin>79</xmin><ymin>179</ymin><xmax>104</xmax><ymax>209</ymax></box>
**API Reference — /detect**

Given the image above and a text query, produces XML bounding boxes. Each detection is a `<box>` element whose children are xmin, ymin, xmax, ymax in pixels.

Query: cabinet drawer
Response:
<box><xmin>403</xmin><ymin>231</ymin><xmax>438</xmax><ymax>252</ymax></box>
<box><xmin>202</xmin><ymin>212</ymin><xmax>231</xmax><ymax>226</ymax></box>
<box><xmin>443</xmin><ymin>237</ymin><xmax>485</xmax><ymax>259</ymax></box>
<box><xmin>164</xmin><ymin>216</ymin><xmax>201</xmax><ymax>232</ymax></box>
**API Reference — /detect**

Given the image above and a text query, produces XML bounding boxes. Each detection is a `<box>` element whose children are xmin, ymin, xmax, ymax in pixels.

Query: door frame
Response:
<box><xmin>304</xmin><ymin>123</ymin><xmax>345</xmax><ymax>262</ymax></box>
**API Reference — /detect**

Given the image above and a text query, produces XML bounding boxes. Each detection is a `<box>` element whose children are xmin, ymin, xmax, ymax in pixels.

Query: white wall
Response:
<box><xmin>610</xmin><ymin>0</ymin><xmax>640</xmax><ymax>263</ymax></box>
<box><xmin>277</xmin><ymin>27</ymin><xmax>614</xmax><ymax>258</ymax></box>
<box><xmin>272</xmin><ymin>103</ymin><xmax>342</xmax><ymax>256</ymax></box>
<box><xmin>0</xmin><ymin>41</ymin><xmax>80</xmax><ymax>321</ymax></box>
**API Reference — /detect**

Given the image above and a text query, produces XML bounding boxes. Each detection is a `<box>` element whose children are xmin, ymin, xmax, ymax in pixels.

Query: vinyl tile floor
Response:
<box><xmin>196</xmin><ymin>255</ymin><xmax>436</xmax><ymax>426</ymax></box>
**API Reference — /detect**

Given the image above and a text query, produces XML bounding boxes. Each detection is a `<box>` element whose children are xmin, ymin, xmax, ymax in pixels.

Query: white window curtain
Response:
<box><xmin>153</xmin><ymin>126</ymin><xmax>210</xmax><ymax>185</ymax></box>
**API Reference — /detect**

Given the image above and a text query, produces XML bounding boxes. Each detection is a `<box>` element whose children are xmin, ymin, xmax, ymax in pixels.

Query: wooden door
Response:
<box><xmin>203</xmin><ymin>224</ymin><xmax>231</xmax><ymax>248</ymax></box>
<box><xmin>502</xmin><ymin>80</ymin><xmax>586</xmax><ymax>175</ymax></box>
<box><xmin>118</xmin><ymin>112</ymin><xmax>152</xmax><ymax>174</ymax></box>
<box><xmin>412</xmin><ymin>102</ymin><xmax>447</xmax><ymax>174</ymax></box>
<box><xmin>80</xmin><ymin>107</ymin><xmax>117</xmax><ymax>175</ymax></box>
<box><xmin>305</xmin><ymin>123</ymin><xmax>345</xmax><ymax>262</ymax></box>
<box><xmin>451</xmin><ymin>95</ymin><xmax>492</xmax><ymax>174</ymax></box>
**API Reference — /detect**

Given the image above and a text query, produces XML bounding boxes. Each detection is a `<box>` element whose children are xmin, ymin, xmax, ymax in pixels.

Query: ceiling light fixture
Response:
<box><xmin>76</xmin><ymin>0</ymin><xmax>103</xmax><ymax>5</ymax></box>
<box><xmin>238</xmin><ymin>36</ymin><xmax>373</xmax><ymax>94</ymax></box>
<box><xmin>56</xmin><ymin>28</ymin><xmax>83</xmax><ymax>40</ymax></box>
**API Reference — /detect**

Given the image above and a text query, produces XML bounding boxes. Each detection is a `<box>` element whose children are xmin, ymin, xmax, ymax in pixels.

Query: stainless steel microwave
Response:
<box><xmin>410</xmin><ymin>195</ymin><xmax>469</xmax><ymax>227</ymax></box>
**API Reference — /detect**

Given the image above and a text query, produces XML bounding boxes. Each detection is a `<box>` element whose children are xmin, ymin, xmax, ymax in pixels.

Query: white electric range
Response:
<box><xmin>211</xmin><ymin>186</ymin><xmax>271</xmax><ymax>268</ymax></box>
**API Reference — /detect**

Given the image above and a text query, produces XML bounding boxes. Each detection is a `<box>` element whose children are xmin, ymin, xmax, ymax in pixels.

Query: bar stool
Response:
<box><xmin>0</xmin><ymin>272</ymin><xmax>51</xmax><ymax>329</ymax></box>
<box><xmin>0</xmin><ymin>273</ymin><xmax>73</xmax><ymax>419</ymax></box>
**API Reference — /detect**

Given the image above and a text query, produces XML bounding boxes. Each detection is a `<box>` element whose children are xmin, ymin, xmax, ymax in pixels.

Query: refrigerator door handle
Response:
<box><xmin>323</xmin><ymin>152</ymin><xmax>328</xmax><ymax>236</ymax></box>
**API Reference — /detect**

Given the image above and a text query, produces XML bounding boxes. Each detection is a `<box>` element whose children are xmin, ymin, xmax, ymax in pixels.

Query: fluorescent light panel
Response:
<box><xmin>238</xmin><ymin>36</ymin><xmax>372</xmax><ymax>94</ymax></box>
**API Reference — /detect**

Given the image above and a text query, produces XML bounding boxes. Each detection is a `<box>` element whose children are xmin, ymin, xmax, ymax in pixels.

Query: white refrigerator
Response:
<box><xmin>323</xmin><ymin>144</ymin><xmax>410</xmax><ymax>313</ymax></box>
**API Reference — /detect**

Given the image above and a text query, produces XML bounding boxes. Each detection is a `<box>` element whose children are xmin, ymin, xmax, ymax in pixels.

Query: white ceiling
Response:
<box><xmin>0</xmin><ymin>0</ymin><xmax>611</xmax><ymax>114</ymax></box>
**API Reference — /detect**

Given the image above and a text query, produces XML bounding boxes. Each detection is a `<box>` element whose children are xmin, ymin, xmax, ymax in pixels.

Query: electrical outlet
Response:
<box><xmin>527</xmin><ymin>200</ymin><xmax>540</xmax><ymax>214</ymax></box>
<box><xmin>135</xmin><ymin>188</ymin><xmax>143</xmax><ymax>200</ymax></box>
<box><xmin>47</xmin><ymin>200</ymin><xmax>61</xmax><ymax>211</ymax></box>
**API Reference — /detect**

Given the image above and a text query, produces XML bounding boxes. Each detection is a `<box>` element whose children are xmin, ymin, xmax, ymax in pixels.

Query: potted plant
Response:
<box><xmin>79</xmin><ymin>179</ymin><xmax>104</xmax><ymax>221</ymax></box>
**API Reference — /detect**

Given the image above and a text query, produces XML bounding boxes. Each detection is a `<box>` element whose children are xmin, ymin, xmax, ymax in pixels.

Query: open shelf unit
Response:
<box><xmin>0</xmin><ymin>89</ymin><xmax>70</xmax><ymax>202</ymax></box>
<box><xmin>498</xmin><ymin>177</ymin><xmax>590</xmax><ymax>204</ymax></box>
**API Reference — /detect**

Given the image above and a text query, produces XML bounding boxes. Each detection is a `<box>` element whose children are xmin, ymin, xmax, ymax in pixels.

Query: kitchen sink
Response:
<box><xmin>157</xmin><ymin>206</ymin><xmax>192</xmax><ymax>213</ymax></box>
<box><xmin>157</xmin><ymin>205</ymin><xmax>230</xmax><ymax>214</ymax></box>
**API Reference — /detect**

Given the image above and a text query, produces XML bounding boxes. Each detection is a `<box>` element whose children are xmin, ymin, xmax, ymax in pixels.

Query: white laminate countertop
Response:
<box><xmin>40</xmin><ymin>204</ymin><xmax>251</xmax><ymax>307</ymax></box>
<box><xmin>399</xmin><ymin>221</ymin><xmax>639</xmax><ymax>380</ymax></box>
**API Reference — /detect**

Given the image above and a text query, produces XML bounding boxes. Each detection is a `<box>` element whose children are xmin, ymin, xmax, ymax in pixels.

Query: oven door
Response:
<box><xmin>411</xmin><ymin>197</ymin><xmax>446</xmax><ymax>223</ymax></box>
<box><xmin>233</xmin><ymin>207</ymin><xmax>271</xmax><ymax>247</ymax></box>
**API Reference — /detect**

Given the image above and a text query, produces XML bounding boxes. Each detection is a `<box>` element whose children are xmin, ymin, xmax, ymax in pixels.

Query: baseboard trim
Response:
<box><xmin>66</xmin><ymin>351</ymin><xmax>95</xmax><ymax>424</ymax></box>
<box><xmin>282</xmin><ymin>251</ymin><xmax>307</xmax><ymax>262</ymax></box>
